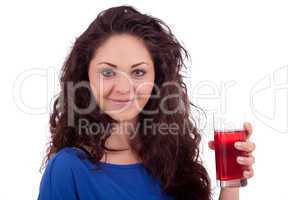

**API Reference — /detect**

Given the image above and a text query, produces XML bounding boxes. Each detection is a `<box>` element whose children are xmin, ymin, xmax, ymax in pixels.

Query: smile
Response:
<box><xmin>108</xmin><ymin>98</ymin><xmax>134</xmax><ymax>107</ymax></box>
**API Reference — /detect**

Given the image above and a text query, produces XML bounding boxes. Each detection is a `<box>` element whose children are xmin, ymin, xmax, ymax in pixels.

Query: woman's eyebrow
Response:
<box><xmin>97</xmin><ymin>61</ymin><xmax>148</xmax><ymax>68</ymax></box>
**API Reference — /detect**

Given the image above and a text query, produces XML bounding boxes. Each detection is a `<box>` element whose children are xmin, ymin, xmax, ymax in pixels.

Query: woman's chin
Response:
<box><xmin>105</xmin><ymin>110</ymin><xmax>139</xmax><ymax>123</ymax></box>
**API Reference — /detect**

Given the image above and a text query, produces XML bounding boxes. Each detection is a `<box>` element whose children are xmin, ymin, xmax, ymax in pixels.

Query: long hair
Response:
<box><xmin>42</xmin><ymin>5</ymin><xmax>212</xmax><ymax>200</ymax></box>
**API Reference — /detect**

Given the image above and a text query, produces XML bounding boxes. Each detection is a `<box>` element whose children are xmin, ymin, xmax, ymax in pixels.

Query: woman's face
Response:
<box><xmin>88</xmin><ymin>34</ymin><xmax>155</xmax><ymax>122</ymax></box>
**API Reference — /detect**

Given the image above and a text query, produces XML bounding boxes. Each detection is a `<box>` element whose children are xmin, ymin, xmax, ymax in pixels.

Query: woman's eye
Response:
<box><xmin>100</xmin><ymin>69</ymin><xmax>115</xmax><ymax>77</ymax></box>
<box><xmin>133</xmin><ymin>69</ymin><xmax>146</xmax><ymax>77</ymax></box>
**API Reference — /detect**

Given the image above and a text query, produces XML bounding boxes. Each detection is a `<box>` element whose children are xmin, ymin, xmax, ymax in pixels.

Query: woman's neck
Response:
<box><xmin>105</xmin><ymin>118</ymin><xmax>138</xmax><ymax>150</ymax></box>
<box><xmin>81</xmin><ymin>117</ymin><xmax>142</xmax><ymax>164</ymax></box>
<box><xmin>100</xmin><ymin>117</ymin><xmax>142</xmax><ymax>164</ymax></box>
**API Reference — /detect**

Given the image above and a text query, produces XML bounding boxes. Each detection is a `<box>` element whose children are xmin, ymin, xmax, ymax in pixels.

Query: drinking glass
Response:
<box><xmin>213</xmin><ymin>113</ymin><xmax>248</xmax><ymax>188</ymax></box>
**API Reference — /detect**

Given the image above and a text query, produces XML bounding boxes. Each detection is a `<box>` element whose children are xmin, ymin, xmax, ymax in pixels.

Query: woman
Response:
<box><xmin>38</xmin><ymin>5</ymin><xmax>255</xmax><ymax>200</ymax></box>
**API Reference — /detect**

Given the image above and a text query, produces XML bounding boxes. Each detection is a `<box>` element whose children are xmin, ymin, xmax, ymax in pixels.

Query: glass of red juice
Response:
<box><xmin>214</xmin><ymin>129</ymin><xmax>248</xmax><ymax>187</ymax></box>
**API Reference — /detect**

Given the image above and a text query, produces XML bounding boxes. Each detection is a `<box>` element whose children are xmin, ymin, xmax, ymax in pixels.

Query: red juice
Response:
<box><xmin>214</xmin><ymin>130</ymin><xmax>248</xmax><ymax>182</ymax></box>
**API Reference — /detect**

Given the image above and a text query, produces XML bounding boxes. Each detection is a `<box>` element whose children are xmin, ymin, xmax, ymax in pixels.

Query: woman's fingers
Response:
<box><xmin>243</xmin><ymin>122</ymin><xmax>253</xmax><ymax>139</ymax></box>
<box><xmin>234</xmin><ymin>140</ymin><xmax>256</xmax><ymax>152</ymax></box>
<box><xmin>208</xmin><ymin>141</ymin><xmax>215</xmax><ymax>150</ymax></box>
<box><xmin>236</xmin><ymin>155</ymin><xmax>255</xmax><ymax>166</ymax></box>
<box><xmin>209</xmin><ymin>140</ymin><xmax>256</xmax><ymax>152</ymax></box>
<box><xmin>243</xmin><ymin>166</ymin><xmax>254</xmax><ymax>179</ymax></box>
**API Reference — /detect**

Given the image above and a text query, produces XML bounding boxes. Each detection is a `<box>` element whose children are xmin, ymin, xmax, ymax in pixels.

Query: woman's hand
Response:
<box><xmin>208</xmin><ymin>122</ymin><xmax>256</xmax><ymax>179</ymax></box>
<box><xmin>209</xmin><ymin>122</ymin><xmax>256</xmax><ymax>200</ymax></box>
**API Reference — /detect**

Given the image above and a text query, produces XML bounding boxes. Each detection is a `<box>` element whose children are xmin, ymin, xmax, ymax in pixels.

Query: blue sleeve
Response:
<box><xmin>37</xmin><ymin>151</ymin><xmax>78</xmax><ymax>200</ymax></box>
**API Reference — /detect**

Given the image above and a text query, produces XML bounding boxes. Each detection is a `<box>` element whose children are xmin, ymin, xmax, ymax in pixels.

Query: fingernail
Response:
<box><xmin>244</xmin><ymin>171</ymin><xmax>250</xmax><ymax>177</ymax></box>
<box><xmin>237</xmin><ymin>156</ymin><xmax>244</xmax><ymax>163</ymax></box>
<box><xmin>235</xmin><ymin>142</ymin><xmax>242</xmax><ymax>148</ymax></box>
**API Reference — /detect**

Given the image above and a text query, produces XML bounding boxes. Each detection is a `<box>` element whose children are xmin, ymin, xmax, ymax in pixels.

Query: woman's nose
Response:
<box><xmin>115</xmin><ymin>73</ymin><xmax>133</xmax><ymax>94</ymax></box>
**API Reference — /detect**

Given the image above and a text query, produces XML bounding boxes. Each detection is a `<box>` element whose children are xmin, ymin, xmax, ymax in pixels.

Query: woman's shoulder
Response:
<box><xmin>49</xmin><ymin>147</ymin><xmax>83</xmax><ymax>164</ymax></box>
<box><xmin>39</xmin><ymin>147</ymin><xmax>89</xmax><ymax>189</ymax></box>
<box><xmin>38</xmin><ymin>147</ymin><xmax>87</xmax><ymax>200</ymax></box>
<box><xmin>44</xmin><ymin>147</ymin><xmax>89</xmax><ymax>176</ymax></box>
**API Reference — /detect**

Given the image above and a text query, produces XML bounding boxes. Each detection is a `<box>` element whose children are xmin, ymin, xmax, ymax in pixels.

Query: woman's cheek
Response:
<box><xmin>93</xmin><ymin>81</ymin><xmax>113</xmax><ymax>110</ymax></box>
<box><xmin>135</xmin><ymin>82</ymin><xmax>154</xmax><ymax>106</ymax></box>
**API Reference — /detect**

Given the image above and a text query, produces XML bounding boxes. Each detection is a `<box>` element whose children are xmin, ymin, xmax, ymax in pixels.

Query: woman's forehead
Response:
<box><xmin>94</xmin><ymin>35</ymin><xmax>152</xmax><ymax>60</ymax></box>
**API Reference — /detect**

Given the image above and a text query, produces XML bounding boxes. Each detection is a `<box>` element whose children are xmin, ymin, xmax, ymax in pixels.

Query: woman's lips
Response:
<box><xmin>107</xmin><ymin>98</ymin><xmax>134</xmax><ymax>107</ymax></box>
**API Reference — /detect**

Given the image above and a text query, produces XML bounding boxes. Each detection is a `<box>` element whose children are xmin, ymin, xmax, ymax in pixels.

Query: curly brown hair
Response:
<box><xmin>42</xmin><ymin>5</ymin><xmax>212</xmax><ymax>200</ymax></box>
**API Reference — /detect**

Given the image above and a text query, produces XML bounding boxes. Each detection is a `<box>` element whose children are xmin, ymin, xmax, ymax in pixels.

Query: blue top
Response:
<box><xmin>37</xmin><ymin>147</ymin><xmax>175</xmax><ymax>200</ymax></box>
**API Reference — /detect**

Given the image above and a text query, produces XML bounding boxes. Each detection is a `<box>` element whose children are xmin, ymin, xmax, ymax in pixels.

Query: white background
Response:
<box><xmin>0</xmin><ymin>0</ymin><xmax>299</xmax><ymax>199</ymax></box>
